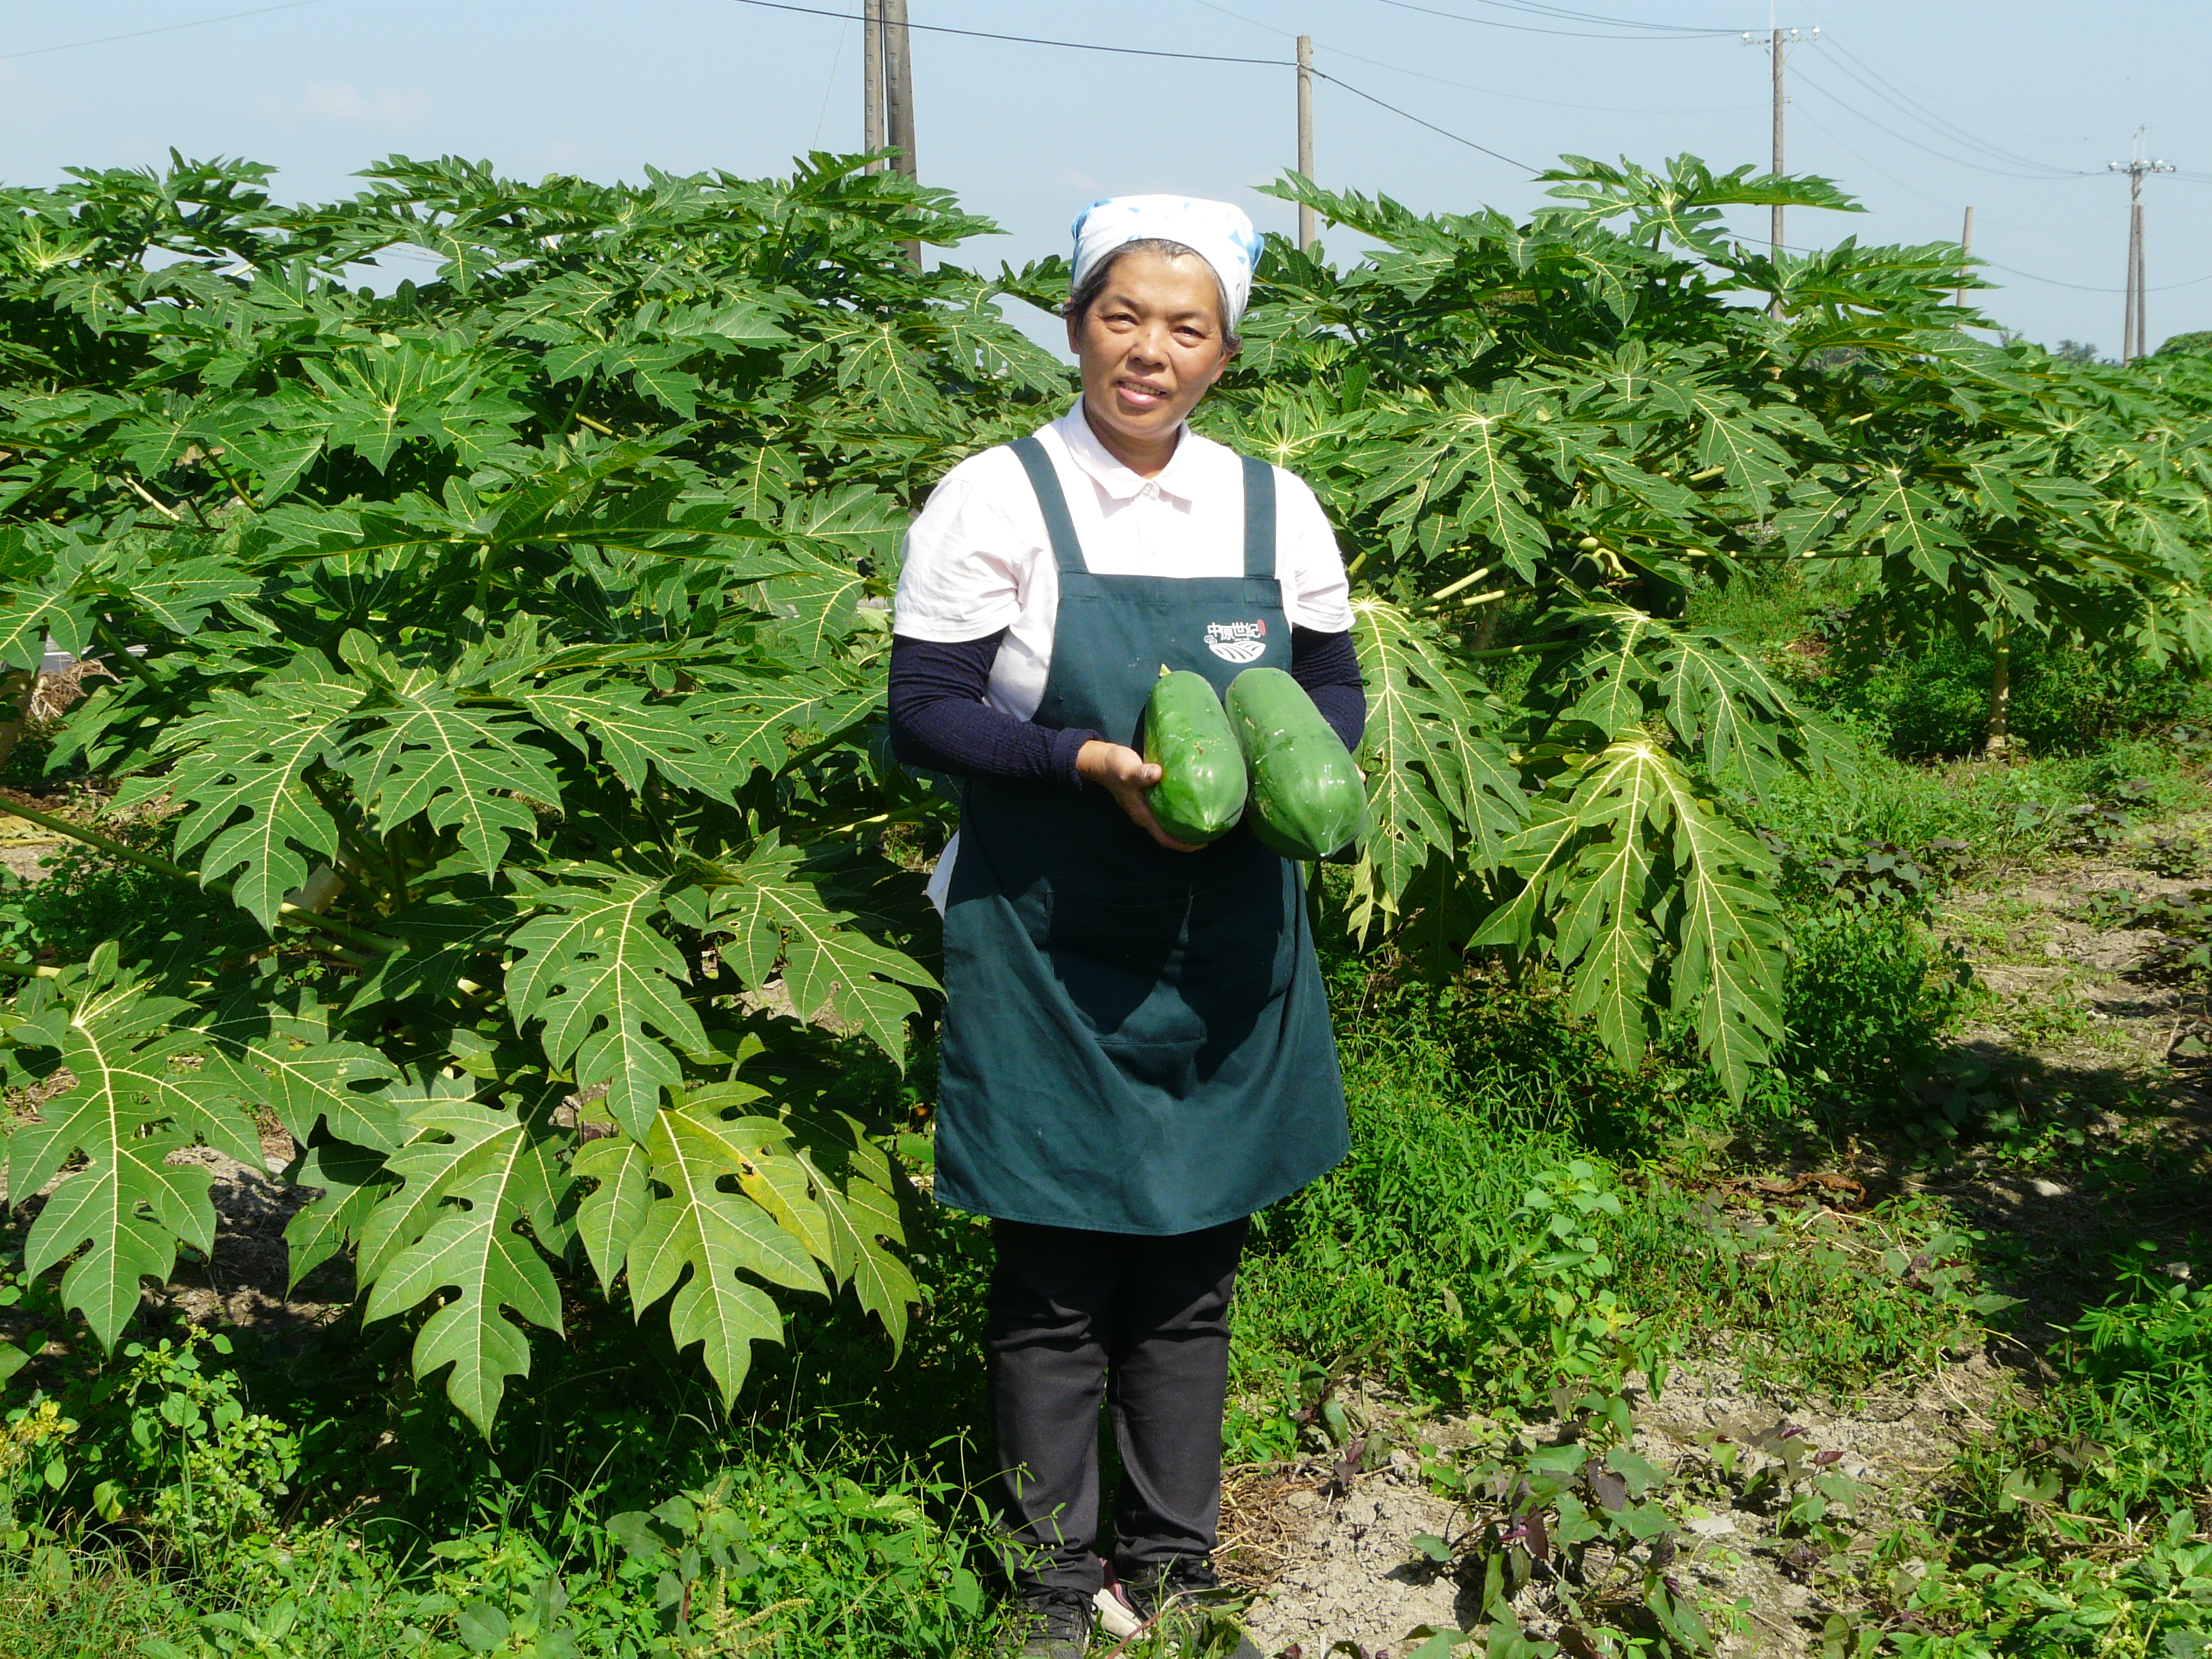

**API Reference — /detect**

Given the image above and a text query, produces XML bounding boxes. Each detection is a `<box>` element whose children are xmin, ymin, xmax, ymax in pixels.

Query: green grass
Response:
<box><xmin>0</xmin><ymin>1532</ymin><xmax>433</xmax><ymax>1659</ymax></box>
<box><xmin>0</xmin><ymin>924</ymin><xmax>2198</xmax><ymax>1657</ymax></box>
<box><xmin>7</xmin><ymin>575</ymin><xmax>2212</xmax><ymax>1655</ymax></box>
<box><xmin>1773</xmin><ymin>739</ymin><xmax>2200</xmax><ymax>859</ymax></box>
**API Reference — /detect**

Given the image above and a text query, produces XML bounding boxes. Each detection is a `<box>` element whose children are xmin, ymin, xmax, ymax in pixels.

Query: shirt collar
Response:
<box><xmin>1054</xmin><ymin>405</ymin><xmax>1204</xmax><ymax>504</ymax></box>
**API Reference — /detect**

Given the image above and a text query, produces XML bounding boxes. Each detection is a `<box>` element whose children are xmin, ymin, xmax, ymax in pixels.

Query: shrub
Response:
<box><xmin>1845</xmin><ymin>633</ymin><xmax>2196</xmax><ymax>759</ymax></box>
<box><xmin>1780</xmin><ymin>905</ymin><xmax>1971</xmax><ymax>1132</ymax></box>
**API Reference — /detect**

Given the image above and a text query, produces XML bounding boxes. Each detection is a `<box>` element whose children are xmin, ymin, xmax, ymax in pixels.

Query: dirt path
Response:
<box><xmin>1231</xmin><ymin>825</ymin><xmax>2212</xmax><ymax>1656</ymax></box>
<box><xmin>1234</xmin><ymin>1355</ymin><xmax>2001</xmax><ymax>1658</ymax></box>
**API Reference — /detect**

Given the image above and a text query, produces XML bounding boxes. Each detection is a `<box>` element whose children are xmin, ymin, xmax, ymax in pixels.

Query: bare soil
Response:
<box><xmin>1228</xmin><ymin>825</ymin><xmax>2212</xmax><ymax>1657</ymax></box>
<box><xmin>1233</xmin><ymin>1352</ymin><xmax>2004</xmax><ymax>1658</ymax></box>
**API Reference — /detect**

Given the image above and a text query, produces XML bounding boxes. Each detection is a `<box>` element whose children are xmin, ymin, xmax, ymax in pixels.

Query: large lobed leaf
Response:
<box><xmin>1473</xmin><ymin>737</ymin><xmax>1784</xmax><ymax>1101</ymax></box>
<box><xmin>2</xmin><ymin>948</ymin><xmax>266</xmax><ymax>1347</ymax></box>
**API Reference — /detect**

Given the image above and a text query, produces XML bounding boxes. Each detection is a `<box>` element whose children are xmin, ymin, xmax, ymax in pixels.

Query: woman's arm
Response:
<box><xmin>1290</xmin><ymin>626</ymin><xmax>1366</xmax><ymax>753</ymax></box>
<box><xmin>888</xmin><ymin>630</ymin><xmax>1100</xmax><ymax>789</ymax></box>
<box><xmin>890</xmin><ymin>628</ymin><xmax>1365</xmax><ymax>780</ymax></box>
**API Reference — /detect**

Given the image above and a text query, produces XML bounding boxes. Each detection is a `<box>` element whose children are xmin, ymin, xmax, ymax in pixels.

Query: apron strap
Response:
<box><xmin>1242</xmin><ymin>455</ymin><xmax>1275</xmax><ymax>581</ymax></box>
<box><xmin>1010</xmin><ymin>436</ymin><xmax>1087</xmax><ymax>579</ymax></box>
<box><xmin>1011</xmin><ymin>432</ymin><xmax>1276</xmax><ymax>583</ymax></box>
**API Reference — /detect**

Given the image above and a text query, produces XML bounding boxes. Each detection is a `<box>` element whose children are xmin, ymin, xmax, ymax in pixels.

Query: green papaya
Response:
<box><xmin>1225</xmin><ymin>667</ymin><xmax>1369</xmax><ymax>860</ymax></box>
<box><xmin>1143</xmin><ymin>668</ymin><xmax>1247</xmax><ymax>844</ymax></box>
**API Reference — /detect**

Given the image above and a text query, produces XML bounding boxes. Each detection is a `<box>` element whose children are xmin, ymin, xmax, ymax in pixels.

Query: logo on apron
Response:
<box><xmin>1205</xmin><ymin>618</ymin><xmax>1267</xmax><ymax>664</ymax></box>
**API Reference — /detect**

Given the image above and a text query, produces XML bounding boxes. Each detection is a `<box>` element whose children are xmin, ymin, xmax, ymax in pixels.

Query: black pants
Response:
<box><xmin>985</xmin><ymin>1216</ymin><xmax>1248</xmax><ymax>1598</ymax></box>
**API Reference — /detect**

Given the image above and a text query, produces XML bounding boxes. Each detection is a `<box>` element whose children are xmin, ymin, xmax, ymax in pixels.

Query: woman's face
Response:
<box><xmin>1066</xmin><ymin>249</ymin><xmax>1232</xmax><ymax>455</ymax></box>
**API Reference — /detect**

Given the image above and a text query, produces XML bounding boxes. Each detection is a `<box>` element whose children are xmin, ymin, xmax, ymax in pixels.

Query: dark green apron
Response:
<box><xmin>932</xmin><ymin>434</ymin><xmax>1349</xmax><ymax>1237</ymax></box>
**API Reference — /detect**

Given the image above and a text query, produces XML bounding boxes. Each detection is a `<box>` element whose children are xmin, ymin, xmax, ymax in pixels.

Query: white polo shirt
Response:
<box><xmin>893</xmin><ymin>406</ymin><xmax>1355</xmax><ymax>722</ymax></box>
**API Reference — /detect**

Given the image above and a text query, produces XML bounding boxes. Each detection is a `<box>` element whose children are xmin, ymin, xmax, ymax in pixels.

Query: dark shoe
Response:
<box><xmin>998</xmin><ymin>1588</ymin><xmax>1094</xmax><ymax>1658</ymax></box>
<box><xmin>1099</xmin><ymin>1557</ymin><xmax>1262</xmax><ymax>1658</ymax></box>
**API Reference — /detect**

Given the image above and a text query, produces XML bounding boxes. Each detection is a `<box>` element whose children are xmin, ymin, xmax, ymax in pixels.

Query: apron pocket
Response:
<box><xmin>1041</xmin><ymin>888</ymin><xmax>1191</xmax><ymax>974</ymax></box>
<box><xmin>1038</xmin><ymin>888</ymin><xmax>1195</xmax><ymax>1038</ymax></box>
<box><xmin>1181</xmin><ymin>853</ymin><xmax>1298</xmax><ymax>1020</ymax></box>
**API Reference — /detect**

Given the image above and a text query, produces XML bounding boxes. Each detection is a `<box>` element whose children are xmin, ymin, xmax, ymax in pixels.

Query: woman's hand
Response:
<box><xmin>1077</xmin><ymin>740</ymin><xmax>1202</xmax><ymax>852</ymax></box>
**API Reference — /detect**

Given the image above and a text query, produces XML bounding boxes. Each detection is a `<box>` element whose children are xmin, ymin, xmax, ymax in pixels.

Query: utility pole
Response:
<box><xmin>1769</xmin><ymin>26</ymin><xmax>1784</xmax><ymax>269</ymax></box>
<box><xmin>884</xmin><ymin>0</ymin><xmax>916</xmax><ymax>187</ymax></box>
<box><xmin>2136</xmin><ymin>199</ymin><xmax>2149</xmax><ymax>361</ymax></box>
<box><xmin>862</xmin><ymin>0</ymin><xmax>884</xmax><ymax>173</ymax></box>
<box><xmin>2109</xmin><ymin>129</ymin><xmax>2175</xmax><ymax>365</ymax></box>
<box><xmin>2124</xmin><ymin>192</ymin><xmax>2140</xmax><ymax>363</ymax></box>
<box><xmin>860</xmin><ymin>0</ymin><xmax>920</xmax><ymax>264</ymax></box>
<box><xmin>1955</xmin><ymin>205</ymin><xmax>1973</xmax><ymax>310</ymax></box>
<box><xmin>1296</xmin><ymin>35</ymin><xmax>1315</xmax><ymax>254</ymax></box>
<box><xmin>1743</xmin><ymin>22</ymin><xmax>1817</xmax><ymax>315</ymax></box>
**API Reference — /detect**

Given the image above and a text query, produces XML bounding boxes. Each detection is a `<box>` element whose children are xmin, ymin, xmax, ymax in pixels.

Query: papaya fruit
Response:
<box><xmin>1142</xmin><ymin>668</ymin><xmax>1247</xmax><ymax>844</ymax></box>
<box><xmin>1225</xmin><ymin>667</ymin><xmax>1368</xmax><ymax>860</ymax></box>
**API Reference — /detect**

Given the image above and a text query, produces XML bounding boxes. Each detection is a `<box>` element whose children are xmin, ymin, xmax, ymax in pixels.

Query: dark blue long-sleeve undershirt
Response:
<box><xmin>888</xmin><ymin>627</ymin><xmax>1366</xmax><ymax>792</ymax></box>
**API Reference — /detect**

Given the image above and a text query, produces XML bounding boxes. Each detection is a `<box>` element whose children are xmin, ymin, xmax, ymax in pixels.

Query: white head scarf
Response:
<box><xmin>1069</xmin><ymin>195</ymin><xmax>1263</xmax><ymax>325</ymax></box>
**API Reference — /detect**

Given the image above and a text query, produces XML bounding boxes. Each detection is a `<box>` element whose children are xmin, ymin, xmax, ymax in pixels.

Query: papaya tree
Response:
<box><xmin>1212</xmin><ymin>157</ymin><xmax>2212</xmax><ymax>1098</ymax></box>
<box><xmin>2</xmin><ymin>148</ymin><xmax>2208</xmax><ymax>1429</ymax></box>
<box><xmin>0</xmin><ymin>152</ymin><xmax>1061</xmax><ymax>1432</ymax></box>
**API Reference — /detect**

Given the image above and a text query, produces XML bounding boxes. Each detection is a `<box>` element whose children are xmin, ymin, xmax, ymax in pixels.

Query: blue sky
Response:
<box><xmin>4</xmin><ymin>1</ymin><xmax>2207</xmax><ymax>357</ymax></box>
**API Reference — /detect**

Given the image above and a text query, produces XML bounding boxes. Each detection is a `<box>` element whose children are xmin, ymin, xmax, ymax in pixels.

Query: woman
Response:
<box><xmin>890</xmin><ymin>196</ymin><xmax>1365</xmax><ymax>1659</ymax></box>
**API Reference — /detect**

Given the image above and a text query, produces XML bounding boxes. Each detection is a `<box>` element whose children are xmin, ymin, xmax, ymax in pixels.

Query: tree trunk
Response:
<box><xmin>0</xmin><ymin>671</ymin><xmax>39</xmax><ymax>781</ymax></box>
<box><xmin>1984</xmin><ymin>623</ymin><xmax>2013</xmax><ymax>757</ymax></box>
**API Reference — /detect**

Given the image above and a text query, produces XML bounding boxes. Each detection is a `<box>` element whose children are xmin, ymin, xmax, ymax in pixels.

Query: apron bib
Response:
<box><xmin>931</xmin><ymin>434</ymin><xmax>1349</xmax><ymax>1236</ymax></box>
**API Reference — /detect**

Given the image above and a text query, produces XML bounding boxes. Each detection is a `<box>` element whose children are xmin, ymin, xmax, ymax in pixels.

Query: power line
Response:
<box><xmin>1456</xmin><ymin>0</ymin><xmax>1742</xmax><ymax>28</ymax></box>
<box><xmin>1190</xmin><ymin>0</ymin><xmax>1757</xmax><ymax>112</ymax></box>
<box><xmin>1786</xmin><ymin>104</ymin><xmax>1980</xmax><ymax>212</ymax></box>
<box><xmin>1366</xmin><ymin>0</ymin><xmax>1739</xmax><ymax>41</ymax></box>
<box><xmin>1790</xmin><ymin>68</ymin><xmax>2101</xmax><ymax>182</ymax></box>
<box><xmin>1817</xmin><ymin>33</ymin><xmax>2101</xmax><ymax>152</ymax></box>
<box><xmin>724</xmin><ymin>0</ymin><xmax>1535</xmax><ymax>171</ymax></box>
<box><xmin>1978</xmin><ymin>259</ymin><xmax>2212</xmax><ymax>296</ymax></box>
<box><xmin>811</xmin><ymin>9</ymin><xmax>852</xmax><ymax>148</ymax></box>
<box><xmin>724</xmin><ymin>0</ymin><xmax>1281</xmax><ymax>66</ymax></box>
<box><xmin>1307</xmin><ymin>68</ymin><xmax>1534</xmax><ymax>170</ymax></box>
<box><xmin>1810</xmin><ymin>37</ymin><xmax>2093</xmax><ymax>178</ymax></box>
<box><xmin>1788</xmin><ymin>102</ymin><xmax>2123</xmax><ymax>234</ymax></box>
<box><xmin>1324</xmin><ymin>41</ymin><xmax>1758</xmax><ymax>115</ymax></box>
<box><xmin>0</xmin><ymin>0</ymin><xmax>333</xmax><ymax>60</ymax></box>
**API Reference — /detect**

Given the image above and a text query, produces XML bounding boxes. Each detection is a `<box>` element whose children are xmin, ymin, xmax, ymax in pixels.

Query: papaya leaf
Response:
<box><xmin>214</xmin><ymin>1004</ymin><xmax>407</xmax><ymax>1151</ymax></box>
<box><xmin>359</xmin><ymin>1096</ymin><xmax>573</xmax><ymax>1437</ymax></box>
<box><xmin>341</xmin><ymin>666</ymin><xmax>560</xmax><ymax>877</ymax></box>
<box><xmin>620</xmin><ymin>1090</ymin><xmax>827</xmax><ymax>1408</ymax></box>
<box><xmin>4</xmin><ymin>950</ymin><xmax>265</xmax><ymax>1347</ymax></box>
<box><xmin>709</xmin><ymin>836</ymin><xmax>937</xmax><ymax>1065</ymax></box>
<box><xmin>1347</xmin><ymin>597</ymin><xmax>1523</xmax><ymax>933</ymax></box>
<box><xmin>118</xmin><ymin>676</ymin><xmax>363</xmax><ymax>928</ymax></box>
<box><xmin>572</xmin><ymin>1133</ymin><xmax>651</xmax><ymax>1294</ymax></box>
<box><xmin>283</xmin><ymin>1138</ymin><xmax>397</xmax><ymax>1289</ymax></box>
<box><xmin>504</xmin><ymin>867</ymin><xmax>714</xmax><ymax>1144</ymax></box>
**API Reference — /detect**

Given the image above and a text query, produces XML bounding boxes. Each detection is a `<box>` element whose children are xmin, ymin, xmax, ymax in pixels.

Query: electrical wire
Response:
<box><xmin>1187</xmin><ymin>0</ymin><xmax>1758</xmax><ymax>115</ymax></box>
<box><xmin>1322</xmin><ymin>40</ymin><xmax>1757</xmax><ymax>115</ymax></box>
<box><xmin>1790</xmin><ymin>68</ymin><xmax>2102</xmax><ymax>183</ymax></box>
<box><xmin>724</xmin><ymin>0</ymin><xmax>1281</xmax><ymax>66</ymax></box>
<box><xmin>1809</xmin><ymin>39</ymin><xmax>2095</xmax><ymax>178</ymax></box>
<box><xmin>1790</xmin><ymin>105</ymin><xmax>2127</xmax><ymax>240</ymax></box>
<box><xmin>1306</xmin><ymin>67</ymin><xmax>1534</xmax><ymax>170</ymax></box>
<box><xmin>1453</xmin><ymin>0</ymin><xmax>1742</xmax><ymax>29</ymax></box>
<box><xmin>810</xmin><ymin>6</ymin><xmax>852</xmax><ymax>147</ymax></box>
<box><xmin>1364</xmin><ymin>0</ymin><xmax>1738</xmax><ymax>41</ymax></box>
<box><xmin>751</xmin><ymin>4</ymin><xmax>2205</xmax><ymax>303</ymax></box>
<box><xmin>1978</xmin><ymin>260</ymin><xmax>2212</xmax><ymax>296</ymax></box>
<box><xmin>724</xmin><ymin>0</ymin><xmax>1535</xmax><ymax>171</ymax></box>
<box><xmin>0</xmin><ymin>0</ymin><xmax>334</xmax><ymax>60</ymax></box>
<box><xmin>1815</xmin><ymin>28</ymin><xmax>2112</xmax><ymax>151</ymax></box>
<box><xmin>1785</xmin><ymin>104</ymin><xmax>1986</xmax><ymax>213</ymax></box>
